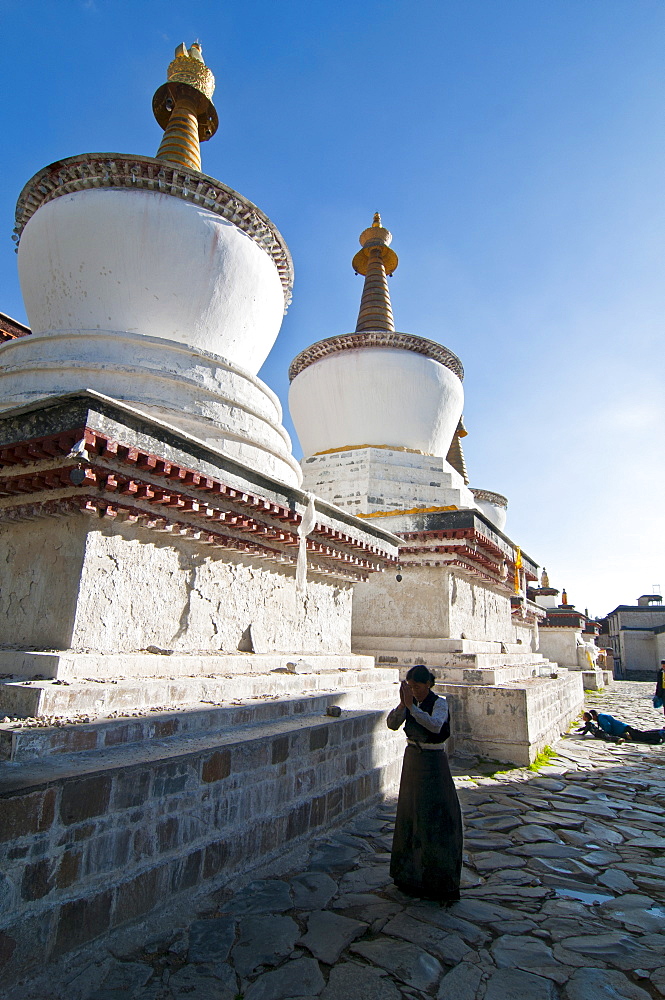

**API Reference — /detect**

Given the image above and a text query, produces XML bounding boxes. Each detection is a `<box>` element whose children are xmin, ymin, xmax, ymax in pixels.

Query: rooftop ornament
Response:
<box><xmin>153</xmin><ymin>42</ymin><xmax>219</xmax><ymax>172</ymax></box>
<box><xmin>353</xmin><ymin>213</ymin><xmax>399</xmax><ymax>333</ymax></box>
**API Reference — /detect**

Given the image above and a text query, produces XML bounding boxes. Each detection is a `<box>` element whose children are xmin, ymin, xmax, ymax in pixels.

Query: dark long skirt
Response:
<box><xmin>390</xmin><ymin>745</ymin><xmax>463</xmax><ymax>901</ymax></box>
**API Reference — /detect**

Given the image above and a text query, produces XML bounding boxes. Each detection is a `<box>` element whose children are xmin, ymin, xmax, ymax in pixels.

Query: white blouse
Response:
<box><xmin>386</xmin><ymin>695</ymin><xmax>449</xmax><ymax>733</ymax></box>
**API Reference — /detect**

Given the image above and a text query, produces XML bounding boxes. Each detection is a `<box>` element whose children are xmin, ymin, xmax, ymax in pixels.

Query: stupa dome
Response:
<box><xmin>1</xmin><ymin>44</ymin><xmax>300</xmax><ymax>486</ymax></box>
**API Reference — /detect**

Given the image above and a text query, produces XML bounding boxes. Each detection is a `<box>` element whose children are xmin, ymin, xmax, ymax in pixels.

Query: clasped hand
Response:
<box><xmin>399</xmin><ymin>680</ymin><xmax>413</xmax><ymax>708</ymax></box>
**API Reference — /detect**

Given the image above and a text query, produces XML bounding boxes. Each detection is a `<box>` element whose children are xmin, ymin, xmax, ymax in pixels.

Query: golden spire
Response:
<box><xmin>153</xmin><ymin>42</ymin><xmax>219</xmax><ymax>172</ymax></box>
<box><xmin>352</xmin><ymin>213</ymin><xmax>399</xmax><ymax>332</ymax></box>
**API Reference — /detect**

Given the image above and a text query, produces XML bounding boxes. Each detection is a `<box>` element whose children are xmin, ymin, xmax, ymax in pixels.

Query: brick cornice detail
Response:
<box><xmin>13</xmin><ymin>154</ymin><xmax>293</xmax><ymax>311</ymax></box>
<box><xmin>288</xmin><ymin>331</ymin><xmax>464</xmax><ymax>382</ymax></box>
<box><xmin>0</xmin><ymin>427</ymin><xmax>396</xmax><ymax>583</ymax></box>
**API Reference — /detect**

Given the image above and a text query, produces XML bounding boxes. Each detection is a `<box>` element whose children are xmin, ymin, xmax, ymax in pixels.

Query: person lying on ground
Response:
<box><xmin>577</xmin><ymin>710</ymin><xmax>665</xmax><ymax>744</ymax></box>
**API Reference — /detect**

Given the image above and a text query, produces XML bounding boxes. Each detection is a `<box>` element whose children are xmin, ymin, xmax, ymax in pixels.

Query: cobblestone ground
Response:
<box><xmin>25</xmin><ymin>682</ymin><xmax>665</xmax><ymax>999</ymax></box>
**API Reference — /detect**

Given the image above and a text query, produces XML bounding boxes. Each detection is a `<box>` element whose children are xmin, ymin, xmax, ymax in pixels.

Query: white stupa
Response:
<box><xmin>289</xmin><ymin>214</ymin><xmax>508</xmax><ymax>529</ymax></box>
<box><xmin>2</xmin><ymin>43</ymin><xmax>300</xmax><ymax>486</ymax></box>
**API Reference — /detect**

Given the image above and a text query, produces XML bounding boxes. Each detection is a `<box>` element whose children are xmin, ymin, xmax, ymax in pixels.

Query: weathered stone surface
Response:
<box><xmin>451</xmin><ymin>898</ymin><xmax>519</xmax><ymax>923</ymax></box>
<box><xmin>350</xmin><ymin>938</ymin><xmax>443</xmax><ymax>992</ymax></box>
<box><xmin>484</xmin><ymin>968</ymin><xmax>558</xmax><ymax>1000</ymax></box>
<box><xmin>564</xmin><ymin>967</ymin><xmax>653</xmax><ymax>1000</ymax></box>
<box><xmin>491</xmin><ymin>935</ymin><xmax>568</xmax><ymax>983</ymax></box>
<box><xmin>290</xmin><ymin>873</ymin><xmax>338</xmax><ymax>911</ymax></box>
<box><xmin>95</xmin><ymin>960</ymin><xmax>153</xmax><ymax>995</ymax></box>
<box><xmin>319</xmin><ymin>961</ymin><xmax>401</xmax><ymax>1000</ymax></box>
<box><xmin>464</xmin><ymin>832</ymin><xmax>513</xmax><ymax>850</ymax></box>
<box><xmin>244</xmin><ymin>957</ymin><xmax>325</xmax><ymax>1000</ymax></box>
<box><xmin>231</xmin><ymin>915</ymin><xmax>299</xmax><ymax>977</ymax></box>
<box><xmin>337</xmin><ymin>864</ymin><xmax>391</xmax><ymax>893</ymax></box>
<box><xmin>299</xmin><ymin>910</ymin><xmax>367</xmax><ymax>964</ymax></box>
<box><xmin>221</xmin><ymin>880</ymin><xmax>293</xmax><ymax>916</ymax></box>
<box><xmin>383</xmin><ymin>911</ymin><xmax>472</xmax><ymax>965</ymax></box>
<box><xmin>467</xmin><ymin>815</ymin><xmax>521</xmax><ymax>832</ymax></box>
<box><xmin>406</xmin><ymin>903</ymin><xmax>490</xmax><ymax>946</ymax></box>
<box><xmin>308</xmin><ymin>844</ymin><xmax>359</xmax><ymax>872</ymax></box>
<box><xmin>168</xmin><ymin>964</ymin><xmax>236</xmax><ymax>1000</ymax></box>
<box><xmin>560</xmin><ymin>932</ymin><xmax>663</xmax><ymax>971</ymax></box>
<box><xmin>469</xmin><ymin>851</ymin><xmax>526</xmax><ymax>872</ymax></box>
<box><xmin>513</xmin><ymin>824</ymin><xmax>562</xmax><ymax>843</ymax></box>
<box><xmin>583</xmin><ymin>820</ymin><xmax>624</xmax><ymax>845</ymax></box>
<box><xmin>651</xmin><ymin>967</ymin><xmax>665</xmax><ymax>997</ymax></box>
<box><xmin>436</xmin><ymin>961</ymin><xmax>483</xmax><ymax>1000</ymax></box>
<box><xmin>188</xmin><ymin>917</ymin><xmax>236</xmax><ymax>964</ymax></box>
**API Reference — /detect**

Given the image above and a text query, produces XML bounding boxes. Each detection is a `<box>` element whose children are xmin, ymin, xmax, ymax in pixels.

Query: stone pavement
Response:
<box><xmin>14</xmin><ymin>682</ymin><xmax>665</xmax><ymax>1000</ymax></box>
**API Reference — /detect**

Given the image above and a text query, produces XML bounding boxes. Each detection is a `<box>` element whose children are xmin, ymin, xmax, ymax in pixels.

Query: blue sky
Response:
<box><xmin>1</xmin><ymin>0</ymin><xmax>664</xmax><ymax>616</ymax></box>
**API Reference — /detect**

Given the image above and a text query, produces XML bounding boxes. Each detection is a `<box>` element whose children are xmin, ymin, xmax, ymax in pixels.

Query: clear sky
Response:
<box><xmin>1</xmin><ymin>0</ymin><xmax>663</xmax><ymax>617</ymax></box>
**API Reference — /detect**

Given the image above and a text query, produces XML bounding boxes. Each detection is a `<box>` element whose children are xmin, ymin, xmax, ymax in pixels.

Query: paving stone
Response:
<box><xmin>583</xmin><ymin>820</ymin><xmax>625</xmax><ymax>845</ymax></box>
<box><xmin>606</xmin><ymin>904</ymin><xmax>665</xmax><ymax>933</ymax></box>
<box><xmin>563</xmin><ymin>967</ymin><xmax>653</xmax><ymax>1000</ymax></box>
<box><xmin>405</xmin><ymin>904</ymin><xmax>490</xmax><ymax>946</ymax></box>
<box><xmin>490</xmin><ymin>918</ymin><xmax>537</xmax><ymax>934</ymax></box>
<box><xmin>299</xmin><ymin>910</ymin><xmax>367</xmax><ymax>964</ymax></box>
<box><xmin>188</xmin><ymin>917</ymin><xmax>236</xmax><ymax>964</ymax></box>
<box><xmin>484</xmin><ymin>968</ymin><xmax>558</xmax><ymax>1000</ymax></box>
<box><xmin>601</xmin><ymin>893</ymin><xmax>656</xmax><ymax>912</ymax></box>
<box><xmin>319</xmin><ymin>961</ymin><xmax>401</xmax><ymax>1000</ymax></box>
<box><xmin>243</xmin><ymin>957</ymin><xmax>325</xmax><ymax>1000</ymax></box>
<box><xmin>491</xmin><ymin>934</ymin><xmax>569</xmax><ymax>983</ymax></box>
<box><xmin>651</xmin><ymin>967</ymin><xmax>665</xmax><ymax>997</ymax></box>
<box><xmin>450</xmin><ymin>898</ymin><xmax>520</xmax><ymax>924</ymax></box>
<box><xmin>560</xmin><ymin>932</ymin><xmax>664</xmax><ymax>970</ymax></box>
<box><xmin>528</xmin><ymin>779</ymin><xmax>566</xmax><ymax>792</ymax></box>
<box><xmin>94</xmin><ymin>960</ymin><xmax>154</xmax><ymax>995</ymax></box>
<box><xmin>464</xmin><ymin>832</ymin><xmax>513</xmax><ymax>850</ymax></box>
<box><xmin>466</xmin><ymin>815</ymin><xmax>522</xmax><ymax>832</ymax></box>
<box><xmin>512</xmin><ymin>824</ymin><xmax>562</xmax><ymax>843</ymax></box>
<box><xmin>308</xmin><ymin>844</ymin><xmax>360</xmax><ymax>872</ymax></box>
<box><xmin>469</xmin><ymin>851</ymin><xmax>526</xmax><ymax>872</ymax></box>
<box><xmin>436</xmin><ymin>961</ymin><xmax>483</xmax><ymax>1000</ymax></box>
<box><xmin>220</xmin><ymin>880</ymin><xmax>293</xmax><ymax>915</ymax></box>
<box><xmin>523</xmin><ymin>812</ymin><xmax>585</xmax><ymax>829</ymax></box>
<box><xmin>510</xmin><ymin>842</ymin><xmax>579</xmax><ymax>858</ymax></box>
<box><xmin>231</xmin><ymin>915</ymin><xmax>299</xmax><ymax>977</ymax></box>
<box><xmin>350</xmin><ymin>938</ymin><xmax>444</xmax><ymax>992</ymax></box>
<box><xmin>290</xmin><ymin>873</ymin><xmax>338</xmax><ymax>910</ymax></box>
<box><xmin>168</xmin><ymin>965</ymin><xmax>236</xmax><ymax>1000</ymax></box>
<box><xmin>337</xmin><ymin>863</ymin><xmax>391</xmax><ymax>893</ymax></box>
<box><xmin>580</xmin><ymin>849</ymin><xmax>622</xmax><ymax>866</ymax></box>
<box><xmin>383</xmin><ymin>911</ymin><xmax>472</xmax><ymax>965</ymax></box>
<box><xmin>529</xmin><ymin>856</ymin><xmax>596</xmax><ymax>878</ymax></box>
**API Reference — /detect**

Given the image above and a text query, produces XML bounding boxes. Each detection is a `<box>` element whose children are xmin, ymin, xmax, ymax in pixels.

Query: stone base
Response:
<box><xmin>300</xmin><ymin>447</ymin><xmax>476</xmax><ymax>515</ymax></box>
<box><xmin>0</xmin><ymin>691</ymin><xmax>403</xmax><ymax>987</ymax></box>
<box><xmin>352</xmin><ymin>637</ymin><xmax>584</xmax><ymax>765</ymax></box>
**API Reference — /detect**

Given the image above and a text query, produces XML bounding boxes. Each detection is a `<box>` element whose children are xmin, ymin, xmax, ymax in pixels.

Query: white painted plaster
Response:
<box><xmin>0</xmin><ymin>330</ymin><xmax>302</xmax><ymax>486</ymax></box>
<box><xmin>289</xmin><ymin>347</ymin><xmax>464</xmax><ymax>459</ymax></box>
<box><xmin>18</xmin><ymin>188</ymin><xmax>285</xmax><ymax>374</ymax></box>
<box><xmin>0</xmin><ymin>516</ymin><xmax>353</xmax><ymax>655</ymax></box>
<box><xmin>472</xmin><ymin>497</ymin><xmax>507</xmax><ymax>532</ymax></box>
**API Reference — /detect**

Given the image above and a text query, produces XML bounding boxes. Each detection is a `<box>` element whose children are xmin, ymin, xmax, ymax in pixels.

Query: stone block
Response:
<box><xmin>56</xmin><ymin>849</ymin><xmax>82</xmax><ymax>889</ymax></box>
<box><xmin>309</xmin><ymin>726</ymin><xmax>329</xmax><ymax>751</ymax></box>
<box><xmin>112</xmin><ymin>866</ymin><xmax>166</xmax><ymax>928</ymax></box>
<box><xmin>112</xmin><ymin>768</ymin><xmax>151</xmax><ymax>810</ymax></box>
<box><xmin>151</xmin><ymin>760</ymin><xmax>190</xmax><ymax>797</ymax></box>
<box><xmin>60</xmin><ymin>775</ymin><xmax>112</xmax><ymax>825</ymax></box>
<box><xmin>286</xmin><ymin>800</ymin><xmax>311</xmax><ymax>840</ymax></box>
<box><xmin>157</xmin><ymin>817</ymin><xmax>179</xmax><ymax>853</ymax></box>
<box><xmin>54</xmin><ymin>889</ymin><xmax>113</xmax><ymax>954</ymax></box>
<box><xmin>203</xmin><ymin>840</ymin><xmax>230</xmax><ymax>880</ymax></box>
<box><xmin>201</xmin><ymin>750</ymin><xmax>231</xmax><ymax>783</ymax></box>
<box><xmin>170</xmin><ymin>848</ymin><xmax>203</xmax><ymax>893</ymax></box>
<box><xmin>271</xmin><ymin>736</ymin><xmax>290</xmax><ymax>764</ymax></box>
<box><xmin>21</xmin><ymin>857</ymin><xmax>54</xmax><ymax>901</ymax></box>
<box><xmin>0</xmin><ymin>787</ymin><xmax>56</xmax><ymax>842</ymax></box>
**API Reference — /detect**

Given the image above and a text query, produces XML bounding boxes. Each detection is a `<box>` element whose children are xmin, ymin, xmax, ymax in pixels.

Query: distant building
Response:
<box><xmin>0</xmin><ymin>312</ymin><xmax>30</xmax><ymax>343</ymax></box>
<box><xmin>601</xmin><ymin>595</ymin><xmax>665</xmax><ymax>679</ymax></box>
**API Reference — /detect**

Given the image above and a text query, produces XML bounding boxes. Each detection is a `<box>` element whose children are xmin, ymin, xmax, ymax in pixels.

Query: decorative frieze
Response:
<box><xmin>0</xmin><ymin>425</ymin><xmax>397</xmax><ymax>584</ymax></box>
<box><xmin>288</xmin><ymin>331</ymin><xmax>464</xmax><ymax>382</ymax></box>
<box><xmin>470</xmin><ymin>488</ymin><xmax>508</xmax><ymax>509</ymax></box>
<box><xmin>13</xmin><ymin>154</ymin><xmax>293</xmax><ymax>310</ymax></box>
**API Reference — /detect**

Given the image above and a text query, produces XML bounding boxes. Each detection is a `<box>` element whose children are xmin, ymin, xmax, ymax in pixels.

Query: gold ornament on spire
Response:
<box><xmin>153</xmin><ymin>42</ymin><xmax>219</xmax><ymax>172</ymax></box>
<box><xmin>353</xmin><ymin>213</ymin><xmax>399</xmax><ymax>332</ymax></box>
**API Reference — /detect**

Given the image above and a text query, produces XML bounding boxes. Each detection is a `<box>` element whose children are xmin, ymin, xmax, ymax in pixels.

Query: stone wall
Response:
<box><xmin>0</xmin><ymin>707</ymin><xmax>402</xmax><ymax>986</ymax></box>
<box><xmin>0</xmin><ymin>515</ymin><xmax>353</xmax><ymax>654</ymax></box>
<box><xmin>353</xmin><ymin>566</ymin><xmax>515</xmax><ymax>644</ymax></box>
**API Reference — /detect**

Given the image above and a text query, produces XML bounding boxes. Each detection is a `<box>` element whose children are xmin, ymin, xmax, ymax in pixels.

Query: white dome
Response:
<box><xmin>18</xmin><ymin>187</ymin><xmax>285</xmax><ymax>375</ymax></box>
<box><xmin>289</xmin><ymin>343</ymin><xmax>464</xmax><ymax>459</ymax></box>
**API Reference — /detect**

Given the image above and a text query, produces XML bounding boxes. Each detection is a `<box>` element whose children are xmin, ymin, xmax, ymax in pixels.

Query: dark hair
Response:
<box><xmin>406</xmin><ymin>664</ymin><xmax>435</xmax><ymax>686</ymax></box>
<box><xmin>589</xmin><ymin>709</ymin><xmax>598</xmax><ymax>719</ymax></box>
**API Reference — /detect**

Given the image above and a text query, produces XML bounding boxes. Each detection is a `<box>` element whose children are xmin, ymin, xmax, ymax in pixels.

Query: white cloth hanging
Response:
<box><xmin>296</xmin><ymin>492</ymin><xmax>317</xmax><ymax>596</ymax></box>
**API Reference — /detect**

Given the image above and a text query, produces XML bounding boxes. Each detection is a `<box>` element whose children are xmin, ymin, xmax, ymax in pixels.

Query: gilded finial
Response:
<box><xmin>153</xmin><ymin>41</ymin><xmax>219</xmax><ymax>172</ymax></box>
<box><xmin>353</xmin><ymin>213</ymin><xmax>399</xmax><ymax>332</ymax></box>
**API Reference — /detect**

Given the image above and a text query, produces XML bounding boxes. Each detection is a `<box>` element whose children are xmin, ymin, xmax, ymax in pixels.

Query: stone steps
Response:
<box><xmin>0</xmin><ymin>667</ymin><xmax>399</xmax><ymax>721</ymax></box>
<box><xmin>0</xmin><ymin>690</ymin><xmax>395</xmax><ymax>762</ymax></box>
<box><xmin>0</xmin><ymin>703</ymin><xmax>403</xmax><ymax>982</ymax></box>
<box><xmin>353</xmin><ymin>636</ymin><xmax>538</xmax><ymax>656</ymax></box>
<box><xmin>0</xmin><ymin>650</ymin><xmax>377</xmax><ymax>682</ymax></box>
